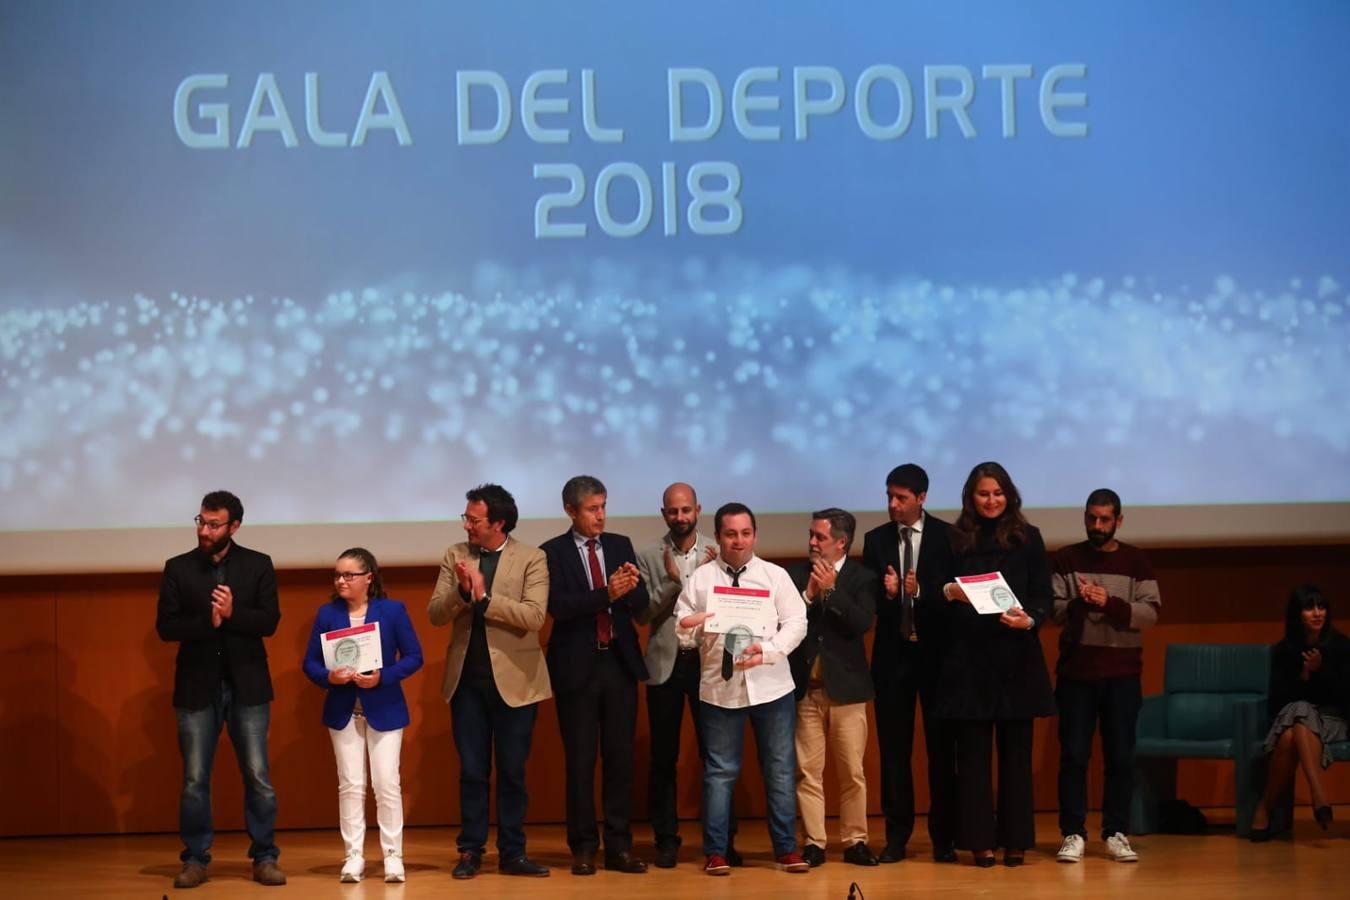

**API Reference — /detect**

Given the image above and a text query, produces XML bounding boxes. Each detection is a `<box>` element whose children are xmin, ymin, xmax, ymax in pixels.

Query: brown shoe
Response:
<box><xmin>173</xmin><ymin>862</ymin><xmax>208</xmax><ymax>889</ymax></box>
<box><xmin>252</xmin><ymin>860</ymin><xmax>287</xmax><ymax>886</ymax></box>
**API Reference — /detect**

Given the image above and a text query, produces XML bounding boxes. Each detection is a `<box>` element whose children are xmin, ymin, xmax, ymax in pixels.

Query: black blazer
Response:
<box><xmin>862</xmin><ymin>512</ymin><xmax>956</xmax><ymax>681</ymax></box>
<box><xmin>155</xmin><ymin>542</ymin><xmax>281</xmax><ymax>710</ymax></box>
<box><xmin>788</xmin><ymin>558</ymin><xmax>878</xmax><ymax>704</ymax></box>
<box><xmin>934</xmin><ymin>523</ymin><xmax>1056</xmax><ymax>721</ymax></box>
<box><xmin>541</xmin><ymin>530</ymin><xmax>650</xmax><ymax>693</ymax></box>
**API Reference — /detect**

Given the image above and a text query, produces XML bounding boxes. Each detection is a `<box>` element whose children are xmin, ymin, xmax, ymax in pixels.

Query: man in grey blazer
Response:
<box><xmin>635</xmin><ymin>482</ymin><xmax>735</xmax><ymax>868</ymax></box>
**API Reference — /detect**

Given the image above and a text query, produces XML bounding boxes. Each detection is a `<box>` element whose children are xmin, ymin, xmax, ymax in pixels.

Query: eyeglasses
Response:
<box><xmin>332</xmin><ymin>571</ymin><xmax>370</xmax><ymax>582</ymax></box>
<box><xmin>460</xmin><ymin>514</ymin><xmax>487</xmax><ymax>526</ymax></box>
<box><xmin>194</xmin><ymin>515</ymin><xmax>231</xmax><ymax>532</ymax></box>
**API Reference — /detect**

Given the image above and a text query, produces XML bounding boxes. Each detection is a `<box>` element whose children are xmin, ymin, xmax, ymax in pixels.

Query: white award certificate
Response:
<box><xmin>704</xmin><ymin>585</ymin><xmax>777</xmax><ymax>638</ymax></box>
<box><xmin>955</xmin><ymin>572</ymin><xmax>1023</xmax><ymax>616</ymax></box>
<box><xmin>320</xmin><ymin>621</ymin><xmax>384</xmax><ymax>672</ymax></box>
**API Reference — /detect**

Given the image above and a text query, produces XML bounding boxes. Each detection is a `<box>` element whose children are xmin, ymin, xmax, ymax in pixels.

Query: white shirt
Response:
<box><xmin>572</xmin><ymin>530</ymin><xmax>607</xmax><ymax>589</ymax></box>
<box><xmin>664</xmin><ymin>532</ymin><xmax>709</xmax><ymax>649</ymax></box>
<box><xmin>894</xmin><ymin>513</ymin><xmax>926</xmax><ymax>598</ymax></box>
<box><xmin>674</xmin><ymin>554</ymin><xmax>807</xmax><ymax>709</ymax></box>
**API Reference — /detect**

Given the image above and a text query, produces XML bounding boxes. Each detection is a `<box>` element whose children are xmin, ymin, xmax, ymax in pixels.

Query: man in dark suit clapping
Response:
<box><xmin>541</xmin><ymin>475</ymin><xmax>651</xmax><ymax>876</ymax></box>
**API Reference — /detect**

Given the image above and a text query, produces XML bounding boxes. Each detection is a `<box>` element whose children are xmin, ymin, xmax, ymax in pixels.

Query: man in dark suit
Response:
<box><xmin>541</xmin><ymin>475</ymin><xmax>651</xmax><ymax>875</ymax></box>
<box><xmin>861</xmin><ymin>464</ymin><xmax>958</xmax><ymax>863</ymax></box>
<box><xmin>788</xmin><ymin>508</ymin><xmax>879</xmax><ymax>867</ymax></box>
<box><xmin>155</xmin><ymin>490</ymin><xmax>285</xmax><ymax>889</ymax></box>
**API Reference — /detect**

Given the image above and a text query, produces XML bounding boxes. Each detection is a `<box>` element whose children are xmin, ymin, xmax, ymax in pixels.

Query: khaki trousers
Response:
<box><xmin>795</xmin><ymin>686</ymin><xmax>869</xmax><ymax>847</ymax></box>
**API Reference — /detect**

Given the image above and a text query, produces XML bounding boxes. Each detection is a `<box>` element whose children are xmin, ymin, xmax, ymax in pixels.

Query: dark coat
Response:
<box><xmin>787</xmin><ymin>558</ymin><xmax>878</xmax><ymax>704</ymax></box>
<box><xmin>862</xmin><ymin>512</ymin><xmax>956</xmax><ymax>683</ymax></box>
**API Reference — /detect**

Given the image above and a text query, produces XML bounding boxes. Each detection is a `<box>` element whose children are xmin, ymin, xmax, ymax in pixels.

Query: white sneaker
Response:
<box><xmin>340</xmin><ymin>855</ymin><xmax>365</xmax><ymax>882</ymax></box>
<box><xmin>384</xmin><ymin>852</ymin><xmax>406</xmax><ymax>883</ymax></box>
<box><xmin>1056</xmin><ymin>834</ymin><xmax>1085</xmax><ymax>863</ymax></box>
<box><xmin>1105</xmin><ymin>832</ymin><xmax>1138</xmax><ymax>863</ymax></box>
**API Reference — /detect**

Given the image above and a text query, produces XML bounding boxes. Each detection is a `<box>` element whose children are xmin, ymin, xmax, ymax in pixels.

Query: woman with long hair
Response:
<box><xmin>302</xmin><ymin>547</ymin><xmax>424</xmax><ymax>881</ymax></box>
<box><xmin>937</xmin><ymin>462</ymin><xmax>1056</xmax><ymax>867</ymax></box>
<box><xmin>1250</xmin><ymin>584</ymin><xmax>1348</xmax><ymax>840</ymax></box>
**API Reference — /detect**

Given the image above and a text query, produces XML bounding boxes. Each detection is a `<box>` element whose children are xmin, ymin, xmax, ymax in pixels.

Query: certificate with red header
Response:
<box><xmin>320</xmin><ymin>621</ymin><xmax>383</xmax><ymax>672</ymax></box>
<box><xmin>955</xmin><ymin>571</ymin><xmax>1022</xmax><ymax>615</ymax></box>
<box><xmin>705</xmin><ymin>584</ymin><xmax>776</xmax><ymax>638</ymax></box>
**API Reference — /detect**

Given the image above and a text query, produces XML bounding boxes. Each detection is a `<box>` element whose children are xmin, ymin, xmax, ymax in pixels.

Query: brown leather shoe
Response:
<box><xmin>173</xmin><ymin>862</ymin><xmax>208</xmax><ymax>889</ymax></box>
<box><xmin>252</xmin><ymin>860</ymin><xmax>287</xmax><ymax>886</ymax></box>
<box><xmin>604</xmin><ymin>850</ymin><xmax>648</xmax><ymax>874</ymax></box>
<box><xmin>571</xmin><ymin>851</ymin><xmax>597</xmax><ymax>876</ymax></box>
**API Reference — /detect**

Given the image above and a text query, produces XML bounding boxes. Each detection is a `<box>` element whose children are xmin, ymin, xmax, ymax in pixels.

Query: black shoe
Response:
<box><xmin>1315</xmin><ymin>805</ymin><xmax>1334</xmax><ymax>831</ymax></box>
<box><xmin>974</xmin><ymin>853</ymin><xmax>996</xmax><ymax>868</ymax></box>
<box><xmin>933</xmin><ymin>844</ymin><xmax>958</xmax><ymax>863</ymax></box>
<box><xmin>878</xmin><ymin>843</ymin><xmax>906</xmax><ymax>863</ymax></box>
<box><xmin>604</xmin><ymin>850</ymin><xmax>648</xmax><ymax>874</ymax></box>
<box><xmin>452</xmin><ymin>851</ymin><xmax>482</xmax><ymax>879</ymax></box>
<box><xmin>801</xmin><ymin>844</ymin><xmax>826</xmax><ymax>867</ymax></box>
<box><xmin>655</xmin><ymin>845</ymin><xmax>679</xmax><ymax>868</ymax></box>
<box><xmin>500</xmin><ymin>855</ymin><xmax>550</xmax><ymax>877</ymax></box>
<box><xmin>843</xmin><ymin>842</ymin><xmax>879</xmax><ymax>866</ymax></box>
<box><xmin>571</xmin><ymin>851</ymin><xmax>597</xmax><ymax>876</ymax></box>
<box><xmin>1248</xmin><ymin>825</ymin><xmax>1273</xmax><ymax>843</ymax></box>
<box><xmin>726</xmin><ymin>845</ymin><xmax>744</xmax><ymax>867</ymax></box>
<box><xmin>1003</xmin><ymin>853</ymin><xmax>1024</xmax><ymax>868</ymax></box>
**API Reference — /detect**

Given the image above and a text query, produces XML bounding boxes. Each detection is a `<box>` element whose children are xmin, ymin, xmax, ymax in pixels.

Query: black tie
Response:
<box><xmin>721</xmin><ymin>565</ymin><xmax>748</xmax><ymax>680</ymax></box>
<box><xmin>900</xmin><ymin>526</ymin><xmax>915</xmax><ymax>641</ymax></box>
<box><xmin>727</xmin><ymin>565</ymin><xmax>746</xmax><ymax>587</ymax></box>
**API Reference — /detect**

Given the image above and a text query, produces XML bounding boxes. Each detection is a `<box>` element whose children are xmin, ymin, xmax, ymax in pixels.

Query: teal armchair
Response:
<box><xmin>1130</xmin><ymin>644</ymin><xmax>1270</xmax><ymax>837</ymax></box>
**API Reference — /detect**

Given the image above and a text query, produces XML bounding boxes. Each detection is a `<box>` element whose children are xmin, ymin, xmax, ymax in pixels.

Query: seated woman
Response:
<box><xmin>1250</xmin><ymin>584</ymin><xmax>1348</xmax><ymax>840</ymax></box>
<box><xmin>303</xmin><ymin>548</ymin><xmax>424</xmax><ymax>880</ymax></box>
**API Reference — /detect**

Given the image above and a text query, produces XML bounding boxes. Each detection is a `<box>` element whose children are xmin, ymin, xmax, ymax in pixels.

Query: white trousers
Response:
<box><xmin>329</xmin><ymin>715</ymin><xmax>404</xmax><ymax>859</ymax></box>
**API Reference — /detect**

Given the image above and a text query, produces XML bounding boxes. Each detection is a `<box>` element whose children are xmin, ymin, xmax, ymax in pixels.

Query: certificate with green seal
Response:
<box><xmin>955</xmin><ymin>572</ymin><xmax>1022</xmax><ymax>616</ymax></box>
<box><xmin>320</xmin><ymin>621</ymin><xmax>383</xmax><ymax>672</ymax></box>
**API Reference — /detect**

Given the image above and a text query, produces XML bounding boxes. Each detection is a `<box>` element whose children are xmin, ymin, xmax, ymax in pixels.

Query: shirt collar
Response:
<box><xmin>572</xmin><ymin>530</ymin><xmax>601</xmax><ymax>549</ymax></box>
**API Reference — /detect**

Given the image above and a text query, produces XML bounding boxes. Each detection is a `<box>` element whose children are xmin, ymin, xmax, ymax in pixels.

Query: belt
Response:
<box><xmin>677</xmin><ymin>646</ymin><xmax>700</xmax><ymax>656</ymax></box>
<box><xmin>596</xmin><ymin>641</ymin><xmax>610</xmax><ymax>651</ymax></box>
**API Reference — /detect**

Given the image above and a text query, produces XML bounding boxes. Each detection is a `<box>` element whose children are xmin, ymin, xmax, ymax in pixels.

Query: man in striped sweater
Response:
<box><xmin>1051</xmin><ymin>489</ymin><xmax>1161</xmax><ymax>864</ymax></box>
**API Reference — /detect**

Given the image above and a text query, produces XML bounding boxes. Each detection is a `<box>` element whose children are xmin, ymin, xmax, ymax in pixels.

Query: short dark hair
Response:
<box><xmin>201</xmin><ymin>490</ymin><xmax>243</xmax><ymax>524</ymax></box>
<box><xmin>714</xmin><ymin>502</ymin><xmax>757</xmax><ymax>534</ymax></box>
<box><xmin>812</xmin><ymin>507</ymin><xmax>857</xmax><ymax>552</ymax></box>
<box><xmin>1085</xmin><ymin>488</ymin><xmax>1122</xmax><ymax>517</ymax></box>
<box><xmin>466</xmin><ymin>483</ymin><xmax>519</xmax><ymax>534</ymax></box>
<box><xmin>885</xmin><ymin>464</ymin><xmax>929</xmax><ymax>496</ymax></box>
<box><xmin>562</xmin><ymin>475</ymin><xmax>607</xmax><ymax>510</ymax></box>
<box><xmin>330</xmin><ymin>547</ymin><xmax>387</xmax><ymax>604</ymax></box>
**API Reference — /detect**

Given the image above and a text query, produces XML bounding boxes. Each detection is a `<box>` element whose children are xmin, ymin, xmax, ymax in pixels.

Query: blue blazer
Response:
<box><xmin>302</xmin><ymin>597</ymin><xmax>424</xmax><ymax>732</ymax></box>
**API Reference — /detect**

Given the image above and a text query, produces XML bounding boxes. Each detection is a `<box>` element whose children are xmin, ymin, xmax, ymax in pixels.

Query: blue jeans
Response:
<box><xmin>701</xmin><ymin>692</ymin><xmax>797</xmax><ymax>857</ymax></box>
<box><xmin>176</xmin><ymin>680</ymin><xmax>279</xmax><ymax>866</ymax></box>
<box><xmin>451</xmin><ymin>676</ymin><xmax>539</xmax><ymax>859</ymax></box>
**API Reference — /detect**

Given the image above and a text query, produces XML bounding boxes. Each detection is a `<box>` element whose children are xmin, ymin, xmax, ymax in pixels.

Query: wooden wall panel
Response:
<box><xmin>3</xmin><ymin>541</ymin><xmax>1348</xmax><ymax>837</ymax></box>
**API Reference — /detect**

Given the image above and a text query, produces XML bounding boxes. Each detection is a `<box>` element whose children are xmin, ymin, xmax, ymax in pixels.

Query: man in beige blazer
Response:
<box><xmin>429</xmin><ymin>483</ymin><xmax>551</xmax><ymax>879</ymax></box>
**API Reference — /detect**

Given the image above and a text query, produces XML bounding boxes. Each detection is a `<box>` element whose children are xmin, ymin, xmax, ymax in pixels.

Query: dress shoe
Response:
<box><xmin>843</xmin><ymin>842</ymin><xmax>879</xmax><ymax>866</ymax></box>
<box><xmin>1315</xmin><ymin>805</ymin><xmax>1334</xmax><ymax>831</ymax></box>
<box><xmin>654</xmin><ymin>845</ymin><xmax>679</xmax><ymax>868</ymax></box>
<box><xmin>878</xmin><ymin>842</ymin><xmax>906</xmax><ymax>863</ymax></box>
<box><xmin>726</xmin><ymin>845</ymin><xmax>744</xmax><ymax>867</ymax></box>
<box><xmin>604</xmin><ymin>850</ymin><xmax>648</xmax><ymax>873</ymax></box>
<box><xmin>973</xmin><ymin>852</ymin><xmax>996</xmax><ymax>868</ymax></box>
<box><xmin>704</xmin><ymin>854</ymin><xmax>731</xmax><ymax>876</ymax></box>
<box><xmin>1248</xmin><ymin>825</ymin><xmax>1273</xmax><ymax>843</ymax></box>
<box><xmin>933</xmin><ymin>844</ymin><xmax>958</xmax><ymax>863</ymax></box>
<box><xmin>571</xmin><ymin>851</ymin><xmax>597</xmax><ymax>876</ymax></box>
<box><xmin>1003</xmin><ymin>852</ymin><xmax>1024</xmax><ymax>868</ymax></box>
<box><xmin>452</xmin><ymin>851</ymin><xmax>482</xmax><ymax>879</ymax></box>
<box><xmin>500</xmin><ymin>855</ymin><xmax>550</xmax><ymax>877</ymax></box>
<box><xmin>252</xmin><ymin>860</ymin><xmax>287</xmax><ymax>886</ymax></box>
<box><xmin>173</xmin><ymin>862</ymin><xmax>208</xmax><ymax>889</ymax></box>
<box><xmin>801</xmin><ymin>844</ymin><xmax>826</xmax><ymax>867</ymax></box>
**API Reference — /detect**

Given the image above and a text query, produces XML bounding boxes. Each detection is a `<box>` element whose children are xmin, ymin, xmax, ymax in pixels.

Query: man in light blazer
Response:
<box><xmin>429</xmin><ymin>483</ymin><xmax>552</xmax><ymax>879</ymax></box>
<box><xmin>541</xmin><ymin>474</ymin><xmax>651</xmax><ymax>876</ymax></box>
<box><xmin>634</xmin><ymin>482</ymin><xmax>728</xmax><ymax>868</ymax></box>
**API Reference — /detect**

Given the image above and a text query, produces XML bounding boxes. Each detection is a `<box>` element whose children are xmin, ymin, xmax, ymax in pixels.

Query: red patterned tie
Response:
<box><xmin>586</xmin><ymin>539</ymin><xmax>612</xmax><ymax>644</ymax></box>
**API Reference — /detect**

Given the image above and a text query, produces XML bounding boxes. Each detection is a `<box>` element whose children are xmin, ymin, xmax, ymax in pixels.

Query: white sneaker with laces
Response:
<box><xmin>1105</xmin><ymin>832</ymin><xmax>1138</xmax><ymax>862</ymax></box>
<box><xmin>384</xmin><ymin>852</ymin><xmax>406</xmax><ymax>883</ymax></box>
<box><xmin>1056</xmin><ymin>834</ymin><xmax>1085</xmax><ymax>863</ymax></box>
<box><xmin>340</xmin><ymin>855</ymin><xmax>365</xmax><ymax>883</ymax></box>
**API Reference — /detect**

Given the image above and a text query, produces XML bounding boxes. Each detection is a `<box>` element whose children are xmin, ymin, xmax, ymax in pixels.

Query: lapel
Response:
<box><xmin>493</xmin><ymin>537</ymin><xmax>520</xmax><ymax>586</ymax></box>
<box><xmin>562</xmin><ymin>530</ymin><xmax>591</xmax><ymax>590</ymax></box>
<box><xmin>881</xmin><ymin>521</ymin><xmax>903</xmax><ymax>572</ymax></box>
<box><xmin>914</xmin><ymin>511</ymin><xmax>937</xmax><ymax>569</ymax></box>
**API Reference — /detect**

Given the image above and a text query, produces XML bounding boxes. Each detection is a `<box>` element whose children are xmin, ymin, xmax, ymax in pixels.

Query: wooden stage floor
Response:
<box><xmin>0</xmin><ymin>809</ymin><xmax>1344</xmax><ymax>899</ymax></box>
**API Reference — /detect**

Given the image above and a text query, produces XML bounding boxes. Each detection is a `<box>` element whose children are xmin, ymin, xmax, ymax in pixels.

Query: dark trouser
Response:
<box><xmin>873</xmin><ymin>661</ymin><xmax>958</xmax><ymax>850</ymax></box>
<box><xmin>175</xmin><ymin>680</ymin><xmax>279</xmax><ymax>866</ymax></box>
<box><xmin>646</xmin><ymin>647</ymin><xmax>737</xmax><ymax>849</ymax></box>
<box><xmin>556</xmin><ymin>649</ymin><xmax>637</xmax><ymax>855</ymax></box>
<box><xmin>952</xmin><ymin>718</ymin><xmax>1036</xmax><ymax>852</ymax></box>
<box><xmin>1057</xmin><ymin>675</ymin><xmax>1142</xmax><ymax>839</ymax></box>
<box><xmin>450</xmin><ymin>675</ymin><xmax>538</xmax><ymax>859</ymax></box>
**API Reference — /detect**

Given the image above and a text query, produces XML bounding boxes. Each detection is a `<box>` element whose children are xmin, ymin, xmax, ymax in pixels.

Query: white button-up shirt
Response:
<box><xmin>675</xmin><ymin>554</ymin><xmax>807</xmax><ymax>709</ymax></box>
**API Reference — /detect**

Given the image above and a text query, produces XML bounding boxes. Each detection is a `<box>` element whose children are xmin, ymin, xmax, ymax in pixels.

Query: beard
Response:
<box><xmin>1087</xmin><ymin>529</ymin><xmax>1115</xmax><ymax>547</ymax></box>
<box><xmin>199</xmin><ymin>533</ymin><xmax>232</xmax><ymax>557</ymax></box>
<box><xmin>668</xmin><ymin>519</ymin><xmax>695</xmax><ymax>539</ymax></box>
